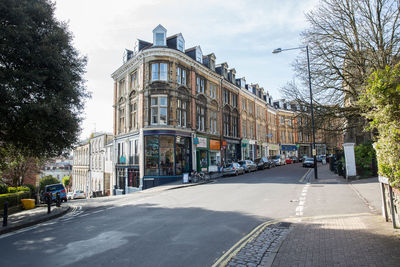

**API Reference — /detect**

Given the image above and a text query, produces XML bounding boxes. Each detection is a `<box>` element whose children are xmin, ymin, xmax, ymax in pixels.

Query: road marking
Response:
<box><xmin>299</xmin><ymin>169</ymin><xmax>312</xmax><ymax>183</ymax></box>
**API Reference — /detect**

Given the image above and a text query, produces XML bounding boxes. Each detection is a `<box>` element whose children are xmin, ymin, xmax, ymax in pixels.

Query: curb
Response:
<box><xmin>166</xmin><ymin>180</ymin><xmax>215</xmax><ymax>191</ymax></box>
<box><xmin>212</xmin><ymin>219</ymin><xmax>278</xmax><ymax>267</ymax></box>
<box><xmin>0</xmin><ymin>206</ymin><xmax>71</xmax><ymax>235</ymax></box>
<box><xmin>348</xmin><ymin>182</ymin><xmax>380</xmax><ymax>215</ymax></box>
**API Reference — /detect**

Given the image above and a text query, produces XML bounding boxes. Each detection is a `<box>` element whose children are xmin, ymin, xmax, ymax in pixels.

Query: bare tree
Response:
<box><xmin>283</xmin><ymin>0</ymin><xmax>400</xmax><ymax>143</ymax></box>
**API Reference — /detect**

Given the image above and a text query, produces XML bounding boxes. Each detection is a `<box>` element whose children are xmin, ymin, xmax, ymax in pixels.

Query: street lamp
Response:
<box><xmin>273</xmin><ymin>45</ymin><xmax>318</xmax><ymax>179</ymax></box>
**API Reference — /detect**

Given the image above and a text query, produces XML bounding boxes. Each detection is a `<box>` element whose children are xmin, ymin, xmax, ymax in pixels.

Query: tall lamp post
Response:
<box><xmin>273</xmin><ymin>46</ymin><xmax>318</xmax><ymax>179</ymax></box>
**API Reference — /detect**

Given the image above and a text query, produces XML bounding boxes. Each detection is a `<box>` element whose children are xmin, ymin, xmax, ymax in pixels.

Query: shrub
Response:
<box><xmin>0</xmin><ymin>191</ymin><xmax>31</xmax><ymax>209</ymax></box>
<box><xmin>354</xmin><ymin>141</ymin><xmax>376</xmax><ymax>177</ymax></box>
<box><xmin>17</xmin><ymin>186</ymin><xmax>30</xmax><ymax>192</ymax></box>
<box><xmin>0</xmin><ymin>184</ymin><xmax>8</xmax><ymax>194</ymax></box>
<box><xmin>8</xmin><ymin>187</ymin><xmax>17</xmax><ymax>193</ymax></box>
<box><xmin>23</xmin><ymin>184</ymin><xmax>37</xmax><ymax>199</ymax></box>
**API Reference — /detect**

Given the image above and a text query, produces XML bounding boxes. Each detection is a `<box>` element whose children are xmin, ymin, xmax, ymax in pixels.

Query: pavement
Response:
<box><xmin>0</xmin><ymin>204</ymin><xmax>70</xmax><ymax>235</ymax></box>
<box><xmin>216</xmin><ymin>164</ymin><xmax>400</xmax><ymax>267</ymax></box>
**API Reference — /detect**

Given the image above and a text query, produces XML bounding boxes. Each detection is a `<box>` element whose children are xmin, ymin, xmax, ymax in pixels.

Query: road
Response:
<box><xmin>0</xmin><ymin>163</ymin><xmax>370</xmax><ymax>267</ymax></box>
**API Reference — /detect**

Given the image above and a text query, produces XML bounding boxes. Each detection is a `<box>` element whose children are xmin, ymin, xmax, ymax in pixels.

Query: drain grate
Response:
<box><xmin>278</xmin><ymin>222</ymin><xmax>292</xmax><ymax>228</ymax></box>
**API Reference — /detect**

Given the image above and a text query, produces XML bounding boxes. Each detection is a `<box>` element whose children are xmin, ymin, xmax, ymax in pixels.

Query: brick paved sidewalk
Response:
<box><xmin>271</xmin><ymin>214</ymin><xmax>400</xmax><ymax>267</ymax></box>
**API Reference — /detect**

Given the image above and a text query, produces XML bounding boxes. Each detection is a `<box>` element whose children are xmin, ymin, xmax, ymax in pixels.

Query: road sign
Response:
<box><xmin>312</xmin><ymin>149</ymin><xmax>316</xmax><ymax>156</ymax></box>
<box><xmin>120</xmin><ymin>156</ymin><xmax>126</xmax><ymax>163</ymax></box>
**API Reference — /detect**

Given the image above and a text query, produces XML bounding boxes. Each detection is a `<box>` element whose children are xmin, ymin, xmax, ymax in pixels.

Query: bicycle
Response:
<box><xmin>190</xmin><ymin>171</ymin><xmax>211</xmax><ymax>183</ymax></box>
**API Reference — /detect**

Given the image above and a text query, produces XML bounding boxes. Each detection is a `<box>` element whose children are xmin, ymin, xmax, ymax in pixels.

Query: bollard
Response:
<box><xmin>3</xmin><ymin>201</ymin><xmax>8</xmax><ymax>227</ymax></box>
<box><xmin>56</xmin><ymin>192</ymin><xmax>61</xmax><ymax>207</ymax></box>
<box><xmin>47</xmin><ymin>195</ymin><xmax>51</xmax><ymax>214</ymax></box>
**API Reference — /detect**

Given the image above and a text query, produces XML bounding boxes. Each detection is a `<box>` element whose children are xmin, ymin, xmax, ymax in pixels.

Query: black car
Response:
<box><xmin>254</xmin><ymin>157</ymin><xmax>271</xmax><ymax>170</ymax></box>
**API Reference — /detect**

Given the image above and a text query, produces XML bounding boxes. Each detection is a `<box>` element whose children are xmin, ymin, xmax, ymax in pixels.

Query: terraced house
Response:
<box><xmin>110</xmin><ymin>24</ymin><xmax>340</xmax><ymax>192</ymax></box>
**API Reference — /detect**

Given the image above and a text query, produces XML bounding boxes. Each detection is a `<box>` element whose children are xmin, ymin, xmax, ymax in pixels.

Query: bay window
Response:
<box><xmin>151</xmin><ymin>62</ymin><xmax>168</xmax><ymax>81</ymax></box>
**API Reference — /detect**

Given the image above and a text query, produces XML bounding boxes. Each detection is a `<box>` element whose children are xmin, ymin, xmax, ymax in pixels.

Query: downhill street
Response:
<box><xmin>0</xmin><ymin>163</ymin><xmax>373</xmax><ymax>266</ymax></box>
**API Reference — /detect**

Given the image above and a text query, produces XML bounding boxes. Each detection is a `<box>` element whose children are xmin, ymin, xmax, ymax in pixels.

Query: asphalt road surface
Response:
<box><xmin>0</xmin><ymin>163</ymin><xmax>369</xmax><ymax>267</ymax></box>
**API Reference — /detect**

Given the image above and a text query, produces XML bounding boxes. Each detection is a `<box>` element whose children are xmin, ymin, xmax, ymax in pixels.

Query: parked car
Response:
<box><xmin>72</xmin><ymin>190</ymin><xmax>86</xmax><ymax>199</ymax></box>
<box><xmin>285</xmin><ymin>157</ymin><xmax>293</xmax><ymax>164</ymax></box>
<box><xmin>303</xmin><ymin>157</ymin><xmax>315</xmax><ymax>168</ymax></box>
<box><xmin>42</xmin><ymin>183</ymin><xmax>67</xmax><ymax>203</ymax></box>
<box><xmin>239</xmin><ymin>160</ymin><xmax>257</xmax><ymax>173</ymax></box>
<box><xmin>291</xmin><ymin>156</ymin><xmax>299</xmax><ymax>163</ymax></box>
<box><xmin>67</xmin><ymin>192</ymin><xmax>73</xmax><ymax>200</ymax></box>
<box><xmin>272</xmin><ymin>155</ymin><xmax>286</xmax><ymax>166</ymax></box>
<box><xmin>299</xmin><ymin>155</ymin><xmax>308</xmax><ymax>162</ymax></box>
<box><xmin>223</xmin><ymin>162</ymin><xmax>245</xmax><ymax>176</ymax></box>
<box><xmin>267</xmin><ymin>157</ymin><xmax>276</xmax><ymax>167</ymax></box>
<box><xmin>254</xmin><ymin>157</ymin><xmax>271</xmax><ymax>170</ymax></box>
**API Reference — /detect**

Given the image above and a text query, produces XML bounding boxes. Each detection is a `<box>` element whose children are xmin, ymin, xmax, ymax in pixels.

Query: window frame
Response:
<box><xmin>151</xmin><ymin>62</ymin><xmax>168</xmax><ymax>82</ymax></box>
<box><xmin>150</xmin><ymin>95</ymin><xmax>168</xmax><ymax>125</ymax></box>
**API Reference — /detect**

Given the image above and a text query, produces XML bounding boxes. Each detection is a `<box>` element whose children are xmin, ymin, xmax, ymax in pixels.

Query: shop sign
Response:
<box><xmin>262</xmin><ymin>142</ymin><xmax>268</xmax><ymax>147</ymax></box>
<box><xmin>241</xmin><ymin>139</ymin><xmax>249</xmax><ymax>144</ymax></box>
<box><xmin>120</xmin><ymin>156</ymin><xmax>126</xmax><ymax>164</ymax></box>
<box><xmin>249</xmin><ymin>140</ymin><xmax>256</xmax><ymax>145</ymax></box>
<box><xmin>222</xmin><ymin>140</ymin><xmax>227</xmax><ymax>146</ymax></box>
<box><xmin>269</xmin><ymin>144</ymin><xmax>279</xmax><ymax>150</ymax></box>
<box><xmin>197</xmin><ymin>137</ymin><xmax>207</xmax><ymax>148</ymax></box>
<box><xmin>193</xmin><ymin>138</ymin><xmax>199</xmax><ymax>144</ymax></box>
<box><xmin>209</xmin><ymin>140</ymin><xmax>220</xmax><ymax>150</ymax></box>
<box><xmin>281</xmin><ymin>145</ymin><xmax>297</xmax><ymax>151</ymax></box>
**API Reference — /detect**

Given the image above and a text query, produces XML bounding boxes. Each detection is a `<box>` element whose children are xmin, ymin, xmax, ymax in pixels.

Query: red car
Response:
<box><xmin>285</xmin><ymin>157</ymin><xmax>293</xmax><ymax>164</ymax></box>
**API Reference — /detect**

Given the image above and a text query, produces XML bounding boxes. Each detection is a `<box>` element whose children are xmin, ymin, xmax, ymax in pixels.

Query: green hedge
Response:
<box><xmin>0</xmin><ymin>191</ymin><xmax>31</xmax><ymax>209</ymax></box>
<box><xmin>8</xmin><ymin>187</ymin><xmax>17</xmax><ymax>193</ymax></box>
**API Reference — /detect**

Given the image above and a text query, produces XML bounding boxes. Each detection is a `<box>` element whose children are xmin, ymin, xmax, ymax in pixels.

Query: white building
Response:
<box><xmin>72</xmin><ymin>141</ymin><xmax>89</xmax><ymax>193</ymax></box>
<box><xmin>90</xmin><ymin>133</ymin><xmax>113</xmax><ymax>196</ymax></box>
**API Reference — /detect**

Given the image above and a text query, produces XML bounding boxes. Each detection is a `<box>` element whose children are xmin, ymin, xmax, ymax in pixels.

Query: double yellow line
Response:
<box><xmin>212</xmin><ymin>220</ymin><xmax>278</xmax><ymax>267</ymax></box>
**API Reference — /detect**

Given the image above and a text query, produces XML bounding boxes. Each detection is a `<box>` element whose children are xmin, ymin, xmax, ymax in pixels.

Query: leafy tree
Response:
<box><xmin>0</xmin><ymin>0</ymin><xmax>89</xmax><ymax>160</ymax></box>
<box><xmin>62</xmin><ymin>175</ymin><xmax>71</xmax><ymax>188</ymax></box>
<box><xmin>282</xmin><ymin>0</ymin><xmax>400</xmax><ymax>142</ymax></box>
<box><xmin>39</xmin><ymin>175</ymin><xmax>60</xmax><ymax>192</ymax></box>
<box><xmin>359</xmin><ymin>63</ymin><xmax>400</xmax><ymax>187</ymax></box>
<box><xmin>354</xmin><ymin>141</ymin><xmax>376</xmax><ymax>177</ymax></box>
<box><xmin>0</xmin><ymin>144</ymin><xmax>40</xmax><ymax>187</ymax></box>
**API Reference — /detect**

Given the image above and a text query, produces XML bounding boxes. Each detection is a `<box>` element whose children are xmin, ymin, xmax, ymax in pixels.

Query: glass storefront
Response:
<box><xmin>176</xmin><ymin>136</ymin><xmax>191</xmax><ymax>175</ymax></box>
<box><xmin>145</xmin><ymin>135</ymin><xmax>191</xmax><ymax>176</ymax></box>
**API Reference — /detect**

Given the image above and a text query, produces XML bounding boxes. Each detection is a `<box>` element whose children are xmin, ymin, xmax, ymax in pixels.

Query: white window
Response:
<box><xmin>196</xmin><ymin>76</ymin><xmax>205</xmax><ymax>93</ymax></box>
<box><xmin>155</xmin><ymin>33</ymin><xmax>165</xmax><ymax>46</ymax></box>
<box><xmin>197</xmin><ymin>105</ymin><xmax>205</xmax><ymax>131</ymax></box>
<box><xmin>151</xmin><ymin>63</ymin><xmax>168</xmax><ymax>81</ymax></box>
<box><xmin>177</xmin><ymin>67</ymin><xmax>186</xmax><ymax>85</ymax></box>
<box><xmin>178</xmin><ymin>39</ymin><xmax>184</xmax><ymax>52</ymax></box>
<box><xmin>177</xmin><ymin>99</ymin><xmax>187</xmax><ymax>127</ymax></box>
<box><xmin>119</xmin><ymin>79</ymin><xmax>126</xmax><ymax>97</ymax></box>
<box><xmin>130</xmin><ymin>72</ymin><xmax>138</xmax><ymax>89</ymax></box>
<box><xmin>210</xmin><ymin>111</ymin><xmax>217</xmax><ymax>134</ymax></box>
<box><xmin>151</xmin><ymin>96</ymin><xmax>168</xmax><ymax>125</ymax></box>
<box><xmin>209</xmin><ymin>83</ymin><xmax>216</xmax><ymax>98</ymax></box>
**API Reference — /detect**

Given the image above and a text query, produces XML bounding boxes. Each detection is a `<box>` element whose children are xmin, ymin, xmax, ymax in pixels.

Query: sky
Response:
<box><xmin>53</xmin><ymin>0</ymin><xmax>320</xmax><ymax>140</ymax></box>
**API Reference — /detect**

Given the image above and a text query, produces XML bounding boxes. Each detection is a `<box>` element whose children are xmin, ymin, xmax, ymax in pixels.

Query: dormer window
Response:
<box><xmin>152</xmin><ymin>24</ymin><xmax>167</xmax><ymax>47</ymax></box>
<box><xmin>196</xmin><ymin>46</ymin><xmax>203</xmax><ymax>63</ymax></box>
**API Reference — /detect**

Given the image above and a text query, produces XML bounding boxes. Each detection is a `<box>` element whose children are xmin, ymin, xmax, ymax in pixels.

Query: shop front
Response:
<box><xmin>194</xmin><ymin>136</ymin><xmax>208</xmax><ymax>172</ymax></box>
<box><xmin>208</xmin><ymin>139</ymin><xmax>221</xmax><ymax>173</ymax></box>
<box><xmin>268</xmin><ymin>144</ymin><xmax>279</xmax><ymax>156</ymax></box>
<box><xmin>280</xmin><ymin>144</ymin><xmax>298</xmax><ymax>157</ymax></box>
<box><xmin>143</xmin><ymin>130</ymin><xmax>192</xmax><ymax>188</ymax></box>
<box><xmin>241</xmin><ymin>139</ymin><xmax>249</xmax><ymax>160</ymax></box>
<box><xmin>223</xmin><ymin>138</ymin><xmax>241</xmax><ymax>164</ymax></box>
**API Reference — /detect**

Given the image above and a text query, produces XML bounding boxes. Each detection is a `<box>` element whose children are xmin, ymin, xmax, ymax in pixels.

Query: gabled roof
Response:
<box><xmin>152</xmin><ymin>24</ymin><xmax>167</xmax><ymax>33</ymax></box>
<box><xmin>167</xmin><ymin>33</ymin><xmax>184</xmax><ymax>42</ymax></box>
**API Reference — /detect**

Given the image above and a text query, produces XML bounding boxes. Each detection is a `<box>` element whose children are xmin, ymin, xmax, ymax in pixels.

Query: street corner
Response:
<box><xmin>212</xmin><ymin>219</ymin><xmax>294</xmax><ymax>267</ymax></box>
